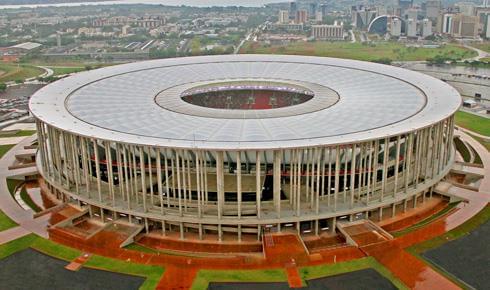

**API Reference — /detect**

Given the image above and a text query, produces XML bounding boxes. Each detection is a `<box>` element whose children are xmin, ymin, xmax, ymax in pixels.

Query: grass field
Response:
<box><xmin>0</xmin><ymin>234</ymin><xmax>165</xmax><ymax>290</ymax></box>
<box><xmin>469</xmin><ymin>133</ymin><xmax>490</xmax><ymax>152</ymax></box>
<box><xmin>393</xmin><ymin>203</ymin><xmax>459</xmax><ymax>237</ymax></box>
<box><xmin>454</xmin><ymin>137</ymin><xmax>471</xmax><ymax>162</ymax></box>
<box><xmin>0</xmin><ymin>63</ymin><xmax>44</xmax><ymax>83</ymax></box>
<box><xmin>0</xmin><ymin>144</ymin><xmax>15</xmax><ymax>158</ymax></box>
<box><xmin>48</xmin><ymin>66</ymin><xmax>85</xmax><ymax>76</ymax></box>
<box><xmin>191</xmin><ymin>269</ymin><xmax>287</xmax><ymax>290</ymax></box>
<box><xmin>0</xmin><ymin>130</ymin><xmax>36</xmax><ymax>138</ymax></box>
<box><xmin>299</xmin><ymin>257</ymin><xmax>409</xmax><ymax>290</ymax></box>
<box><xmin>470</xmin><ymin>42</ymin><xmax>490</xmax><ymax>53</ymax></box>
<box><xmin>240</xmin><ymin>41</ymin><xmax>475</xmax><ymax>62</ymax></box>
<box><xmin>0</xmin><ymin>209</ymin><xmax>17</xmax><ymax>231</ymax></box>
<box><xmin>455</xmin><ymin>111</ymin><xmax>490</xmax><ymax>136</ymax></box>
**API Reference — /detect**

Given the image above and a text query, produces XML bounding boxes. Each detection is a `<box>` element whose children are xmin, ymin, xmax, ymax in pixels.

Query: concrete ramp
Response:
<box><xmin>337</xmin><ymin>219</ymin><xmax>393</xmax><ymax>247</ymax></box>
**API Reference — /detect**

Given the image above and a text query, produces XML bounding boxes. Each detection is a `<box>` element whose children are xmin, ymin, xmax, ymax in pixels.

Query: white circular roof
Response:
<box><xmin>29</xmin><ymin>55</ymin><xmax>461</xmax><ymax>150</ymax></box>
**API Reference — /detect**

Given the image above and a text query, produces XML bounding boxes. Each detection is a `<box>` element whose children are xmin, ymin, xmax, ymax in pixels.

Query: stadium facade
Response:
<box><xmin>30</xmin><ymin>55</ymin><xmax>461</xmax><ymax>241</ymax></box>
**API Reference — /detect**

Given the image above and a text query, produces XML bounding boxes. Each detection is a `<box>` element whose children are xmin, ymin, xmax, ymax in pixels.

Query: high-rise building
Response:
<box><xmin>391</xmin><ymin>17</ymin><xmax>402</xmax><ymax>36</ymax></box>
<box><xmin>484</xmin><ymin>14</ymin><xmax>490</xmax><ymax>38</ymax></box>
<box><xmin>442</xmin><ymin>14</ymin><xmax>454</xmax><ymax>34</ymax></box>
<box><xmin>425</xmin><ymin>0</ymin><xmax>441</xmax><ymax>20</ymax></box>
<box><xmin>451</xmin><ymin>14</ymin><xmax>479</xmax><ymax>38</ymax></box>
<box><xmin>289</xmin><ymin>1</ymin><xmax>298</xmax><ymax>19</ymax></box>
<box><xmin>456</xmin><ymin>2</ymin><xmax>475</xmax><ymax>16</ymax></box>
<box><xmin>295</xmin><ymin>10</ymin><xmax>308</xmax><ymax>24</ymax></box>
<box><xmin>315</xmin><ymin>11</ymin><xmax>323</xmax><ymax>23</ymax></box>
<box><xmin>311</xmin><ymin>24</ymin><xmax>344</xmax><ymax>40</ymax></box>
<box><xmin>278</xmin><ymin>10</ymin><xmax>289</xmax><ymax>24</ymax></box>
<box><xmin>421</xmin><ymin>18</ymin><xmax>433</xmax><ymax>37</ymax></box>
<box><xmin>309</xmin><ymin>2</ymin><xmax>318</xmax><ymax>17</ymax></box>
<box><xmin>406</xmin><ymin>18</ymin><xmax>418</xmax><ymax>37</ymax></box>
<box><xmin>405</xmin><ymin>8</ymin><xmax>418</xmax><ymax>21</ymax></box>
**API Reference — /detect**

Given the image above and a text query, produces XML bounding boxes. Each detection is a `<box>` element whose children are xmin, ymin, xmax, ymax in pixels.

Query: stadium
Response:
<box><xmin>29</xmin><ymin>54</ymin><xmax>461</xmax><ymax>249</ymax></box>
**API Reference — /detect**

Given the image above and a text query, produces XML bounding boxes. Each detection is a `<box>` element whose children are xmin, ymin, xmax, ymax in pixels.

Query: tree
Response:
<box><xmin>0</xmin><ymin>83</ymin><xmax>6</xmax><ymax>92</ymax></box>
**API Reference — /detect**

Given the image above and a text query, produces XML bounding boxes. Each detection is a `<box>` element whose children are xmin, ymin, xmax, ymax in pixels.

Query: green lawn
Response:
<box><xmin>192</xmin><ymin>268</ymin><xmax>287</xmax><ymax>290</ymax></box>
<box><xmin>125</xmin><ymin>243</ymin><xmax>160</xmax><ymax>253</ymax></box>
<box><xmin>454</xmin><ymin>137</ymin><xmax>471</xmax><ymax>162</ymax></box>
<box><xmin>49</xmin><ymin>66</ymin><xmax>85</xmax><ymax>76</ymax></box>
<box><xmin>393</xmin><ymin>202</ymin><xmax>459</xmax><ymax>237</ymax></box>
<box><xmin>0</xmin><ymin>63</ymin><xmax>44</xmax><ymax>83</ymax></box>
<box><xmin>455</xmin><ymin>111</ymin><xmax>490</xmax><ymax>136</ymax></box>
<box><xmin>470</xmin><ymin>42</ymin><xmax>490</xmax><ymax>53</ymax></box>
<box><xmin>0</xmin><ymin>209</ymin><xmax>17</xmax><ymax>231</ymax></box>
<box><xmin>0</xmin><ymin>144</ymin><xmax>15</xmax><ymax>158</ymax></box>
<box><xmin>0</xmin><ymin>130</ymin><xmax>36</xmax><ymax>138</ymax></box>
<box><xmin>240</xmin><ymin>41</ymin><xmax>475</xmax><ymax>62</ymax></box>
<box><xmin>299</xmin><ymin>257</ymin><xmax>409</xmax><ymax>290</ymax></box>
<box><xmin>0</xmin><ymin>234</ymin><xmax>165</xmax><ymax>290</ymax></box>
<box><xmin>6</xmin><ymin>178</ymin><xmax>42</xmax><ymax>213</ymax></box>
<box><xmin>469</xmin><ymin>133</ymin><xmax>490</xmax><ymax>152</ymax></box>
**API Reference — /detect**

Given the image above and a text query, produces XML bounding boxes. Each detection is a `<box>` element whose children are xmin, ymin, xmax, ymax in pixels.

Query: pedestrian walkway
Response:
<box><xmin>0</xmin><ymin>226</ymin><xmax>30</xmax><ymax>245</ymax></box>
<box><xmin>0</xmin><ymin>135</ymin><xmax>48</xmax><ymax>239</ymax></box>
<box><xmin>157</xmin><ymin>265</ymin><xmax>198</xmax><ymax>290</ymax></box>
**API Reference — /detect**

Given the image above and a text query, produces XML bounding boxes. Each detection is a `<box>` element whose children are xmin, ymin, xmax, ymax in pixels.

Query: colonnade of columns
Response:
<box><xmin>36</xmin><ymin>116</ymin><xmax>455</xmax><ymax>240</ymax></box>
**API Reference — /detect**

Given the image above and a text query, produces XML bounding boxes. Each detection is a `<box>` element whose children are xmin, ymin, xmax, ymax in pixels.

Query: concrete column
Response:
<box><xmin>321</xmin><ymin>148</ymin><xmax>326</xmax><ymax>201</ymax></box>
<box><xmin>106</xmin><ymin>142</ymin><xmax>115</xmax><ymax>207</ymax></box>
<box><xmin>216</xmin><ymin>151</ymin><xmax>225</xmax><ymax>219</ymax></box>
<box><xmin>196</xmin><ymin>151</ymin><xmax>202</xmax><ymax>218</ymax></box>
<box><xmin>164</xmin><ymin>151</ymin><xmax>171</xmax><ymax>208</ymax></box>
<box><xmin>316</xmin><ymin>149</ymin><xmax>321</xmax><ymax>214</ymax></box>
<box><xmin>366</xmin><ymin>141</ymin><xmax>372</xmax><ymax>204</ymax></box>
<box><xmin>394</xmin><ymin>135</ymin><xmax>401</xmax><ymax>197</ymax></box>
<box><xmin>381</xmin><ymin>138</ymin><xmax>389</xmax><ymax>202</ymax></box>
<box><xmin>122</xmin><ymin>146</ymin><xmax>131</xmax><ymax>209</ymax></box>
<box><xmin>350</xmin><ymin>144</ymin><xmax>357</xmax><ymax>208</ymax></box>
<box><xmin>330</xmin><ymin>217</ymin><xmax>336</xmax><ymax>234</ymax></box>
<box><xmin>180</xmin><ymin>222</ymin><xmax>184</xmax><ymax>240</ymax></box>
<box><xmin>156</xmin><ymin>148</ymin><xmax>164</xmax><ymax>214</ymax></box>
<box><xmin>93</xmin><ymin>139</ymin><xmax>102</xmax><ymax>202</ymax></box>
<box><xmin>139</xmin><ymin>147</ymin><xmax>147</xmax><ymax>213</ymax></box>
<box><xmin>296</xmin><ymin>149</ymin><xmax>302</xmax><ymax>216</ymax></box>
<box><xmin>334</xmin><ymin>146</ymin><xmax>340</xmax><ymax>212</ymax></box>
<box><xmin>175</xmin><ymin>151</ymin><xmax>183</xmax><ymax>216</ymax></box>
<box><xmin>256</xmin><ymin>151</ymin><xmax>261</xmax><ymax>219</ymax></box>
<box><xmin>236</xmin><ymin>151</ymin><xmax>242</xmax><ymax>218</ymax></box>
<box><xmin>147</xmin><ymin>147</ymin><xmax>154</xmax><ymax>210</ymax></box>
<box><xmin>273</xmin><ymin>150</ymin><xmax>281</xmax><ymax>218</ymax></box>
<box><xmin>327</xmin><ymin>147</ymin><xmax>332</xmax><ymax>207</ymax></box>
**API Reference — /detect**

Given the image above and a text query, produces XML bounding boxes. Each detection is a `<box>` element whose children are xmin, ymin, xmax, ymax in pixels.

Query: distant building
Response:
<box><xmin>425</xmin><ymin>0</ymin><xmax>441</xmax><ymax>20</ymax></box>
<box><xmin>406</xmin><ymin>18</ymin><xmax>417</xmax><ymax>37</ymax></box>
<box><xmin>456</xmin><ymin>2</ymin><xmax>475</xmax><ymax>16</ymax></box>
<box><xmin>315</xmin><ymin>11</ymin><xmax>323</xmax><ymax>23</ymax></box>
<box><xmin>278</xmin><ymin>10</ymin><xmax>289</xmax><ymax>24</ymax></box>
<box><xmin>391</xmin><ymin>17</ymin><xmax>402</xmax><ymax>36</ymax></box>
<box><xmin>352</xmin><ymin>8</ymin><xmax>378</xmax><ymax>29</ymax></box>
<box><xmin>311</xmin><ymin>24</ymin><xmax>344</xmax><ymax>40</ymax></box>
<box><xmin>485</xmin><ymin>14</ymin><xmax>490</xmax><ymax>39</ymax></box>
<box><xmin>451</xmin><ymin>14</ymin><xmax>479</xmax><ymax>38</ymax></box>
<box><xmin>309</xmin><ymin>2</ymin><xmax>318</xmax><ymax>17</ymax></box>
<box><xmin>421</xmin><ymin>18</ymin><xmax>433</xmax><ymax>37</ymax></box>
<box><xmin>289</xmin><ymin>1</ymin><xmax>298</xmax><ymax>19</ymax></box>
<box><xmin>295</xmin><ymin>10</ymin><xmax>308</xmax><ymax>24</ymax></box>
<box><xmin>440</xmin><ymin>13</ymin><xmax>454</xmax><ymax>34</ymax></box>
<box><xmin>405</xmin><ymin>8</ymin><xmax>418</xmax><ymax>21</ymax></box>
<box><xmin>269</xmin><ymin>23</ymin><xmax>304</xmax><ymax>32</ymax></box>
